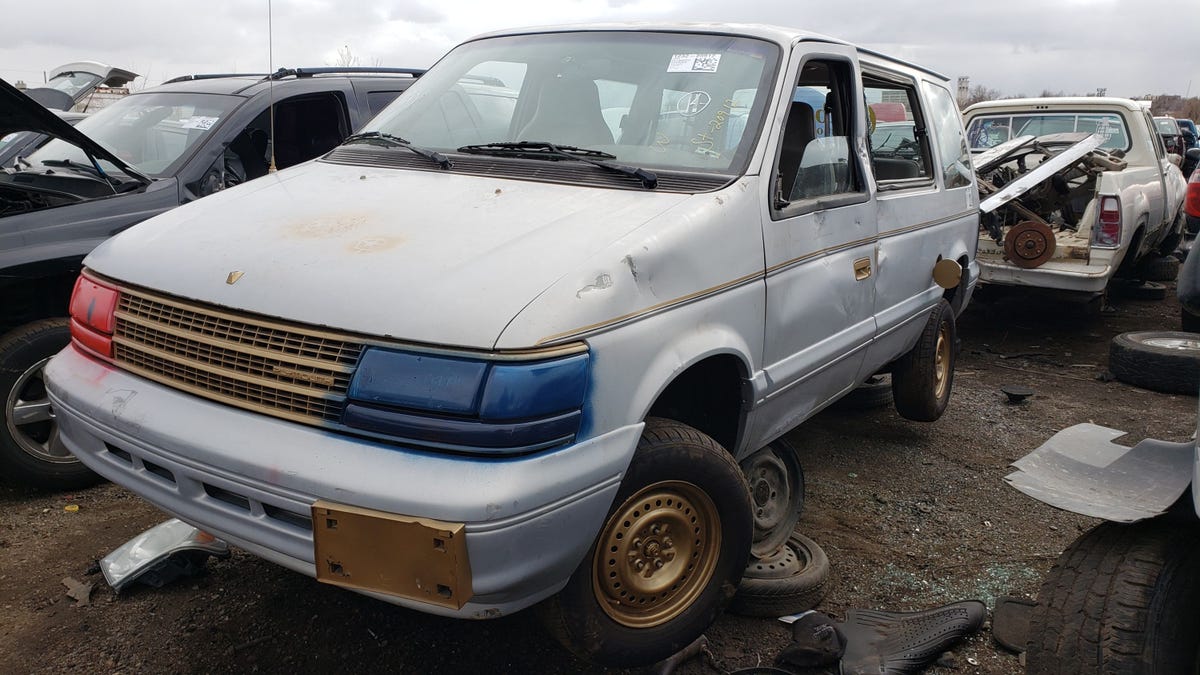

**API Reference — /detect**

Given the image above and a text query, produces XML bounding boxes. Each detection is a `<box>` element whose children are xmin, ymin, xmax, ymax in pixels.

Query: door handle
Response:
<box><xmin>854</xmin><ymin>257</ymin><xmax>872</xmax><ymax>281</ymax></box>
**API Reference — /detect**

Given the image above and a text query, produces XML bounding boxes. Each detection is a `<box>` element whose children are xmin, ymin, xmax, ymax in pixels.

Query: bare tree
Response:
<box><xmin>961</xmin><ymin>84</ymin><xmax>1003</xmax><ymax>108</ymax></box>
<box><xmin>333</xmin><ymin>44</ymin><xmax>360</xmax><ymax>67</ymax></box>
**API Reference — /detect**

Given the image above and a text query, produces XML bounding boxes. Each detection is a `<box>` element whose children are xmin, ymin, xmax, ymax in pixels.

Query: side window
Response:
<box><xmin>863</xmin><ymin>74</ymin><xmax>931</xmax><ymax>184</ymax></box>
<box><xmin>775</xmin><ymin>59</ymin><xmax>864</xmax><ymax>208</ymax></box>
<box><xmin>367</xmin><ymin>91</ymin><xmax>403</xmax><ymax>117</ymax></box>
<box><xmin>921</xmin><ymin>82</ymin><xmax>971</xmax><ymax>189</ymax></box>
<box><xmin>1146</xmin><ymin>113</ymin><xmax>1166</xmax><ymax>159</ymax></box>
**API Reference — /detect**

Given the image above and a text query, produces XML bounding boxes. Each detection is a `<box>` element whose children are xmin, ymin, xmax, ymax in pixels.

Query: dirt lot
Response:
<box><xmin>1</xmin><ymin>283</ymin><xmax>1194</xmax><ymax>674</ymax></box>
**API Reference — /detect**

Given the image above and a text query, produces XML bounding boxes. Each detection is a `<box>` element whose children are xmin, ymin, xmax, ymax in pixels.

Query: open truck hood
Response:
<box><xmin>0</xmin><ymin>77</ymin><xmax>144</xmax><ymax>178</ymax></box>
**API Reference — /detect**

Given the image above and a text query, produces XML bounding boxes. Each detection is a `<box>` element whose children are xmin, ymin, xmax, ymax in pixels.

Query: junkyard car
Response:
<box><xmin>1007</xmin><ymin>247</ymin><xmax>1200</xmax><ymax>672</ymax></box>
<box><xmin>44</xmin><ymin>24</ymin><xmax>979</xmax><ymax>666</ymax></box>
<box><xmin>1155</xmin><ymin>115</ymin><xmax>1186</xmax><ymax>157</ymax></box>
<box><xmin>0</xmin><ymin>69</ymin><xmax>420</xmax><ymax>489</ymax></box>
<box><xmin>21</xmin><ymin>61</ymin><xmax>138</xmax><ymax>112</ymax></box>
<box><xmin>1179</xmin><ymin>117</ymin><xmax>1199</xmax><ymax>151</ymax></box>
<box><xmin>964</xmin><ymin>98</ymin><xmax>1187</xmax><ymax>295</ymax></box>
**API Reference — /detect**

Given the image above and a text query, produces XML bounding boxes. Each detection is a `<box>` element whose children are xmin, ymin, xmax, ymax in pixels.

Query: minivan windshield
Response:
<box><xmin>28</xmin><ymin>92</ymin><xmax>241</xmax><ymax>178</ymax></box>
<box><xmin>365</xmin><ymin>31</ymin><xmax>780</xmax><ymax>175</ymax></box>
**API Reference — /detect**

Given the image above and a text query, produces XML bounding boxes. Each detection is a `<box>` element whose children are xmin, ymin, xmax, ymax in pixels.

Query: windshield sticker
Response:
<box><xmin>668</xmin><ymin>53</ymin><xmax>722</xmax><ymax>73</ymax></box>
<box><xmin>180</xmin><ymin>116</ymin><xmax>219</xmax><ymax>130</ymax></box>
<box><xmin>676</xmin><ymin>91</ymin><xmax>712</xmax><ymax>117</ymax></box>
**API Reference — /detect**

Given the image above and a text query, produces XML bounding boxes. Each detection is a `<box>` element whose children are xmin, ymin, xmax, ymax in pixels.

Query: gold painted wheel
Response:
<box><xmin>933</xmin><ymin>323</ymin><xmax>950</xmax><ymax>400</ymax></box>
<box><xmin>592</xmin><ymin>480</ymin><xmax>722</xmax><ymax>628</ymax></box>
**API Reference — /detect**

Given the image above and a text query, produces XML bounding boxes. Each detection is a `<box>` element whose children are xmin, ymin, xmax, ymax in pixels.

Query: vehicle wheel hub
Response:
<box><xmin>1004</xmin><ymin>220</ymin><xmax>1056</xmax><ymax>269</ymax></box>
<box><xmin>5</xmin><ymin>357</ymin><xmax>74</xmax><ymax>464</ymax></box>
<box><xmin>593</xmin><ymin>481</ymin><xmax>721</xmax><ymax>628</ymax></box>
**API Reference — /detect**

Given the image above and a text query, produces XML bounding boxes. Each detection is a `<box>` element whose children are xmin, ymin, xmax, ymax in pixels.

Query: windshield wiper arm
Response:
<box><xmin>342</xmin><ymin>131</ymin><xmax>452</xmax><ymax>170</ymax></box>
<box><xmin>457</xmin><ymin>141</ymin><xmax>658</xmax><ymax>189</ymax></box>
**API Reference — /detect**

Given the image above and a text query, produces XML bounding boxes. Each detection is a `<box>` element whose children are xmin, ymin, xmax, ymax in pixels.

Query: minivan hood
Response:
<box><xmin>86</xmin><ymin>161</ymin><xmax>691</xmax><ymax>349</ymax></box>
<box><xmin>0</xmin><ymin>77</ymin><xmax>144</xmax><ymax>177</ymax></box>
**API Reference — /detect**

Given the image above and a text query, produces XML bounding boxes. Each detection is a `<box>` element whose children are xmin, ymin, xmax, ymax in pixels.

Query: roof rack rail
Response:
<box><xmin>162</xmin><ymin>73</ymin><xmax>269</xmax><ymax>84</ymax></box>
<box><xmin>458</xmin><ymin>74</ymin><xmax>507</xmax><ymax>87</ymax></box>
<box><xmin>265</xmin><ymin>67</ymin><xmax>426</xmax><ymax>81</ymax></box>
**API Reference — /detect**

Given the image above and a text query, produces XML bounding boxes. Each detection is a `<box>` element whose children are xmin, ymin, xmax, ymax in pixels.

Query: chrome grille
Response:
<box><xmin>112</xmin><ymin>288</ymin><xmax>365</xmax><ymax>425</ymax></box>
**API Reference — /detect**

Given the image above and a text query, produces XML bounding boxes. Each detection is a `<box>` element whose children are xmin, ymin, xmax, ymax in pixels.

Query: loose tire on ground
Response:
<box><xmin>1026</xmin><ymin>519</ymin><xmax>1200</xmax><ymax>674</ymax></box>
<box><xmin>740</xmin><ymin>439</ymin><xmax>805</xmax><ymax>558</ymax></box>
<box><xmin>833</xmin><ymin>374</ymin><xmax>893</xmax><ymax>411</ymax></box>
<box><xmin>539</xmin><ymin>418</ymin><xmax>753</xmax><ymax>668</ymax></box>
<box><xmin>892</xmin><ymin>299</ymin><xmax>956</xmax><ymax>422</ymax></box>
<box><xmin>728</xmin><ymin>532</ymin><xmax>830</xmax><ymax>618</ymax></box>
<box><xmin>1137</xmin><ymin>254</ymin><xmax>1181</xmax><ymax>282</ymax></box>
<box><xmin>0</xmin><ymin>319</ymin><xmax>100</xmax><ymax>490</ymax></box>
<box><xmin>1114</xmin><ymin>280</ymin><xmax>1169</xmax><ymax>301</ymax></box>
<box><xmin>1109</xmin><ymin>331</ymin><xmax>1200</xmax><ymax>395</ymax></box>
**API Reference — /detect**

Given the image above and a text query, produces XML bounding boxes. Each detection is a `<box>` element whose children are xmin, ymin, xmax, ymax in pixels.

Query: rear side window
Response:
<box><xmin>921</xmin><ymin>82</ymin><xmax>971</xmax><ymax>189</ymax></box>
<box><xmin>367</xmin><ymin>91</ymin><xmax>403</xmax><ymax>116</ymax></box>
<box><xmin>863</xmin><ymin>73</ymin><xmax>931</xmax><ymax>184</ymax></box>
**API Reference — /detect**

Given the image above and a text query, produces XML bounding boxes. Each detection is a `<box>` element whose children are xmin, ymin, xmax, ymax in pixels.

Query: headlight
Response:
<box><xmin>342</xmin><ymin>347</ymin><xmax>589</xmax><ymax>455</ymax></box>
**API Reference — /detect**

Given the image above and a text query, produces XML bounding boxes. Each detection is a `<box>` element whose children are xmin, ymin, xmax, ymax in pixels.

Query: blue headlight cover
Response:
<box><xmin>479</xmin><ymin>353</ymin><xmax>589</xmax><ymax>420</ymax></box>
<box><xmin>343</xmin><ymin>348</ymin><xmax>590</xmax><ymax>454</ymax></box>
<box><xmin>348</xmin><ymin>348</ymin><xmax>487</xmax><ymax>415</ymax></box>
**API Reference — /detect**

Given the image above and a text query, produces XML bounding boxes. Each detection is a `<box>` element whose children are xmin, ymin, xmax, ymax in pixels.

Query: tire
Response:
<box><xmin>833</xmin><ymin>374</ymin><xmax>893</xmax><ymax>411</ymax></box>
<box><xmin>1115</xmin><ymin>280</ymin><xmax>1169</xmax><ymax>301</ymax></box>
<box><xmin>0</xmin><ymin>319</ymin><xmax>100</xmax><ymax>490</ymax></box>
<box><xmin>540</xmin><ymin>418</ymin><xmax>753</xmax><ymax>668</ymax></box>
<box><xmin>1026</xmin><ymin>519</ymin><xmax>1200</xmax><ymax>674</ymax></box>
<box><xmin>1158</xmin><ymin>211</ymin><xmax>1185</xmax><ymax>256</ymax></box>
<box><xmin>1137</xmin><ymin>255</ymin><xmax>1181</xmax><ymax>282</ymax></box>
<box><xmin>728</xmin><ymin>532</ymin><xmax>830</xmax><ymax>618</ymax></box>
<box><xmin>740</xmin><ymin>439</ymin><xmax>805</xmax><ymax>558</ymax></box>
<box><xmin>892</xmin><ymin>299</ymin><xmax>956</xmax><ymax>422</ymax></box>
<box><xmin>1109</xmin><ymin>331</ymin><xmax>1200</xmax><ymax>395</ymax></box>
<box><xmin>1183</xmin><ymin>307</ymin><xmax>1200</xmax><ymax>333</ymax></box>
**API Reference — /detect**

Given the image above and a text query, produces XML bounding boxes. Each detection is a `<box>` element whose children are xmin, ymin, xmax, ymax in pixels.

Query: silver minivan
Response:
<box><xmin>46</xmin><ymin>23</ymin><xmax>979</xmax><ymax>666</ymax></box>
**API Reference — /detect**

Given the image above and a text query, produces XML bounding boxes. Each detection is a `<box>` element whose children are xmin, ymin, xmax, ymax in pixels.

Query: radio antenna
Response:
<box><xmin>267</xmin><ymin>0</ymin><xmax>278</xmax><ymax>173</ymax></box>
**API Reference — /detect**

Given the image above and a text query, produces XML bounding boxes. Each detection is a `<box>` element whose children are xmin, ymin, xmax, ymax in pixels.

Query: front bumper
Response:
<box><xmin>46</xmin><ymin>344</ymin><xmax>639</xmax><ymax>618</ymax></box>
<box><xmin>977</xmin><ymin>255</ymin><xmax>1113</xmax><ymax>293</ymax></box>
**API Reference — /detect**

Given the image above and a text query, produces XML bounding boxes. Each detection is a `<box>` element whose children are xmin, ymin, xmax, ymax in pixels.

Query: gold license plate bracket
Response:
<box><xmin>312</xmin><ymin>500</ymin><xmax>472</xmax><ymax>609</ymax></box>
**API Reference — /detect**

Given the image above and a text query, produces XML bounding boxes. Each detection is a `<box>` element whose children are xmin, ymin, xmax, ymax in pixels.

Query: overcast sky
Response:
<box><xmin>2</xmin><ymin>0</ymin><xmax>1195</xmax><ymax>100</ymax></box>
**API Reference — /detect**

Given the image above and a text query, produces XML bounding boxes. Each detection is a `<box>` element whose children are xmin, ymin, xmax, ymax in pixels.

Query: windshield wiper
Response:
<box><xmin>342</xmin><ymin>131</ymin><xmax>452</xmax><ymax>170</ymax></box>
<box><xmin>457</xmin><ymin>141</ymin><xmax>658</xmax><ymax>189</ymax></box>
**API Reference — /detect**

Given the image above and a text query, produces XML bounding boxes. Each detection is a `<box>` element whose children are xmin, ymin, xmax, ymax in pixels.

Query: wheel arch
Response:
<box><xmin>0</xmin><ymin>255</ymin><xmax>87</xmax><ymax>336</ymax></box>
<box><xmin>641</xmin><ymin>351</ymin><xmax>752</xmax><ymax>460</ymax></box>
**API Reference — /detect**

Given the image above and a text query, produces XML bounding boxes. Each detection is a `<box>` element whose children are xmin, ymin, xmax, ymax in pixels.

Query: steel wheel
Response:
<box><xmin>593</xmin><ymin>480</ymin><xmax>721</xmax><ymax>628</ymax></box>
<box><xmin>933</xmin><ymin>323</ymin><xmax>950</xmax><ymax>400</ymax></box>
<box><xmin>5</xmin><ymin>356</ymin><xmax>73</xmax><ymax>465</ymax></box>
<box><xmin>740</xmin><ymin>440</ymin><xmax>804</xmax><ymax>558</ymax></box>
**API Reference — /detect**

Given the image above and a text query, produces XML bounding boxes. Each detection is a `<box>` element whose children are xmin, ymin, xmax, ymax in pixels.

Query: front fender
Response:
<box><xmin>1005</xmin><ymin>423</ymin><xmax>1197</xmax><ymax>523</ymax></box>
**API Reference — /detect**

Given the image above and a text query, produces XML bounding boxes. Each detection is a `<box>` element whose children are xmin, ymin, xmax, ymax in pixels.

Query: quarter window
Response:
<box><xmin>922</xmin><ymin>82</ymin><xmax>971</xmax><ymax>189</ymax></box>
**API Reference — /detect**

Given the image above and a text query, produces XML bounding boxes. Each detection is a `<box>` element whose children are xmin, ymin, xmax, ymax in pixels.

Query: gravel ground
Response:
<box><xmin>1</xmin><ymin>282</ymin><xmax>1194</xmax><ymax>674</ymax></box>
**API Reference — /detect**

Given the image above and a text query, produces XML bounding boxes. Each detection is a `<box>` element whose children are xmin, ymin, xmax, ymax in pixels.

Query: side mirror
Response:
<box><xmin>1168</xmin><ymin>153</ymin><xmax>1182</xmax><ymax>167</ymax></box>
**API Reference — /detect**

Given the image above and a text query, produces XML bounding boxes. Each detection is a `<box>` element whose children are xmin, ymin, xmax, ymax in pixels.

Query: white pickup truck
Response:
<box><xmin>964</xmin><ymin>97</ymin><xmax>1187</xmax><ymax>295</ymax></box>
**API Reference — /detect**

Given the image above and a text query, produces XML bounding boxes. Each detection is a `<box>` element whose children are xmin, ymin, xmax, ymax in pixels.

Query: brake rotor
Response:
<box><xmin>1004</xmin><ymin>220</ymin><xmax>1056</xmax><ymax>269</ymax></box>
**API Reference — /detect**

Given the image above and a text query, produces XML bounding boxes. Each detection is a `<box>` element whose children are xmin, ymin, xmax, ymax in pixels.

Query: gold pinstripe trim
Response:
<box><xmin>538</xmin><ymin>208</ymin><xmax>976</xmax><ymax>345</ymax></box>
<box><xmin>879</xmin><ymin>209</ymin><xmax>975</xmax><ymax>239</ymax></box>
<box><xmin>535</xmin><ymin>271</ymin><xmax>763</xmax><ymax>345</ymax></box>
<box><xmin>765</xmin><ymin>234</ymin><xmax>877</xmax><ymax>276</ymax></box>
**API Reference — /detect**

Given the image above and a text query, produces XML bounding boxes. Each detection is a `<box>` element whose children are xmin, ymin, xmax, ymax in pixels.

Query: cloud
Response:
<box><xmin>0</xmin><ymin>0</ymin><xmax>1195</xmax><ymax>98</ymax></box>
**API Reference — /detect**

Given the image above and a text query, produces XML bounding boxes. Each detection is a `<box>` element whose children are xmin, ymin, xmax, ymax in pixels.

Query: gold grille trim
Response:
<box><xmin>112</xmin><ymin>288</ymin><xmax>365</xmax><ymax>426</ymax></box>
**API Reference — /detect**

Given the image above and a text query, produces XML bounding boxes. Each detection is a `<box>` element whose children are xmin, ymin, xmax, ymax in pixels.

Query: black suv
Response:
<box><xmin>0</xmin><ymin>67</ymin><xmax>421</xmax><ymax>489</ymax></box>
